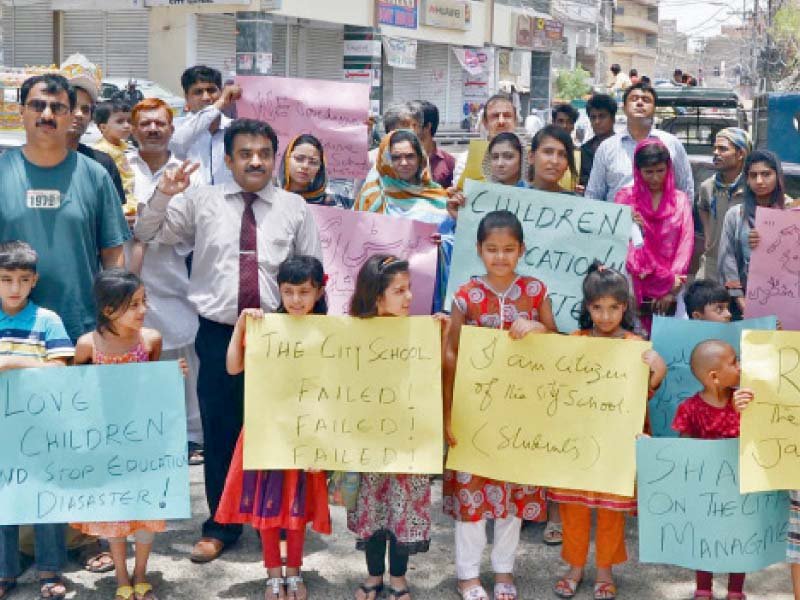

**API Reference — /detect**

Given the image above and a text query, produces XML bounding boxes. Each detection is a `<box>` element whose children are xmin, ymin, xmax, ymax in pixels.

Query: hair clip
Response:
<box><xmin>322</xmin><ymin>274</ymin><xmax>329</xmax><ymax>286</ymax></box>
<box><xmin>378</xmin><ymin>256</ymin><xmax>397</xmax><ymax>272</ymax></box>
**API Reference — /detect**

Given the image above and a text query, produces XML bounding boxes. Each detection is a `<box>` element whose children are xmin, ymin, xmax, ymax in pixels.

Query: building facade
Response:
<box><xmin>601</xmin><ymin>0</ymin><xmax>658</xmax><ymax>79</ymax></box>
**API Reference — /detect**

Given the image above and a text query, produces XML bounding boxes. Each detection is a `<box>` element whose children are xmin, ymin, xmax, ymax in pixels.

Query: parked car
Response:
<box><xmin>99</xmin><ymin>78</ymin><xmax>184</xmax><ymax>115</ymax></box>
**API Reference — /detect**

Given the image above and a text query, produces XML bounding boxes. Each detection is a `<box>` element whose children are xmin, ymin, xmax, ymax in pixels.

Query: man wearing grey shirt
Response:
<box><xmin>585</xmin><ymin>82</ymin><xmax>694</xmax><ymax>202</ymax></box>
<box><xmin>135</xmin><ymin>118</ymin><xmax>322</xmax><ymax>563</ymax></box>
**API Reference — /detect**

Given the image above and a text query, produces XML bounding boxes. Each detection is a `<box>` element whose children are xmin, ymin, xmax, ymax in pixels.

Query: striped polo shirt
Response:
<box><xmin>0</xmin><ymin>300</ymin><xmax>74</xmax><ymax>361</ymax></box>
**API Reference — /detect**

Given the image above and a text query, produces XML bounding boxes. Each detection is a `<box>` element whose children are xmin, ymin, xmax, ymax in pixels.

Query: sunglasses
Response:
<box><xmin>25</xmin><ymin>99</ymin><xmax>70</xmax><ymax>116</ymax></box>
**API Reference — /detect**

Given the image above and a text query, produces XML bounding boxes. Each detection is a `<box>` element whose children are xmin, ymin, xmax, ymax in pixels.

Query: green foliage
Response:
<box><xmin>555</xmin><ymin>66</ymin><xmax>592</xmax><ymax>102</ymax></box>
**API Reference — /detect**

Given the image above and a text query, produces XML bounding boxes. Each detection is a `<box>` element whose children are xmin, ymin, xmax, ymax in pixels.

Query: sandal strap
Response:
<box><xmin>133</xmin><ymin>583</ymin><xmax>153</xmax><ymax>594</ymax></box>
<box><xmin>494</xmin><ymin>582</ymin><xmax>518</xmax><ymax>600</ymax></box>
<box><xmin>594</xmin><ymin>581</ymin><xmax>617</xmax><ymax>600</ymax></box>
<box><xmin>388</xmin><ymin>587</ymin><xmax>411</xmax><ymax>600</ymax></box>
<box><xmin>459</xmin><ymin>585</ymin><xmax>489</xmax><ymax>600</ymax></box>
<box><xmin>554</xmin><ymin>578</ymin><xmax>580</xmax><ymax>597</ymax></box>
<box><xmin>115</xmin><ymin>586</ymin><xmax>135</xmax><ymax>600</ymax></box>
<box><xmin>285</xmin><ymin>575</ymin><xmax>304</xmax><ymax>591</ymax></box>
<box><xmin>360</xmin><ymin>582</ymin><xmax>384</xmax><ymax>594</ymax></box>
<box><xmin>266</xmin><ymin>577</ymin><xmax>284</xmax><ymax>593</ymax></box>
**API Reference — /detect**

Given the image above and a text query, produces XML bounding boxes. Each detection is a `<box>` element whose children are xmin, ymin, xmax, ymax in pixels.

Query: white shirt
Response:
<box><xmin>129</xmin><ymin>151</ymin><xmax>199</xmax><ymax>350</ymax></box>
<box><xmin>134</xmin><ymin>181</ymin><xmax>322</xmax><ymax>325</ymax></box>
<box><xmin>169</xmin><ymin>106</ymin><xmax>233</xmax><ymax>186</ymax></box>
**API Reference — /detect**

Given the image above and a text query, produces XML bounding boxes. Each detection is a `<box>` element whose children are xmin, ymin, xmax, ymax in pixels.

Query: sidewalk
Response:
<box><xmin>19</xmin><ymin>464</ymin><xmax>795</xmax><ymax>599</ymax></box>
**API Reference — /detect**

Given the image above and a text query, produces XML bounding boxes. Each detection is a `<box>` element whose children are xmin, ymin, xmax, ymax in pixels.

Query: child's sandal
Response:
<box><xmin>134</xmin><ymin>582</ymin><xmax>158</xmax><ymax>600</ymax></box>
<box><xmin>593</xmin><ymin>581</ymin><xmax>617</xmax><ymax>600</ymax></box>
<box><xmin>542</xmin><ymin>521</ymin><xmax>563</xmax><ymax>545</ymax></box>
<box><xmin>265</xmin><ymin>577</ymin><xmax>285</xmax><ymax>600</ymax></box>
<box><xmin>39</xmin><ymin>577</ymin><xmax>66</xmax><ymax>600</ymax></box>
<box><xmin>285</xmin><ymin>575</ymin><xmax>306</xmax><ymax>600</ymax></box>
<box><xmin>493</xmin><ymin>582</ymin><xmax>517</xmax><ymax>600</ymax></box>
<box><xmin>114</xmin><ymin>586</ymin><xmax>135</xmax><ymax>600</ymax></box>
<box><xmin>554</xmin><ymin>577</ymin><xmax>582</xmax><ymax>599</ymax></box>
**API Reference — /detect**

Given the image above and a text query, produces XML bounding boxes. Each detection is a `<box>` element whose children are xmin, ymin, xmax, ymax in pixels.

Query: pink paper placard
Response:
<box><xmin>309</xmin><ymin>206</ymin><xmax>438</xmax><ymax>315</ymax></box>
<box><xmin>235</xmin><ymin>75</ymin><xmax>370</xmax><ymax>180</ymax></box>
<box><xmin>745</xmin><ymin>206</ymin><xmax>800</xmax><ymax>329</ymax></box>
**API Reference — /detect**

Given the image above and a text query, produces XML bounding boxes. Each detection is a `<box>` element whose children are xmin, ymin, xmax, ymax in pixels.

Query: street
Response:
<box><xmin>12</xmin><ymin>465</ymin><xmax>795</xmax><ymax>600</ymax></box>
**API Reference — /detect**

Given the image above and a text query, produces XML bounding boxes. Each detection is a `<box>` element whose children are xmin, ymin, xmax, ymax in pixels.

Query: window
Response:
<box><xmin>646</xmin><ymin>33</ymin><xmax>657</xmax><ymax>48</ymax></box>
<box><xmin>613</xmin><ymin>31</ymin><xmax>626</xmax><ymax>43</ymax></box>
<box><xmin>647</xmin><ymin>7</ymin><xmax>658</xmax><ymax>22</ymax></box>
<box><xmin>615</xmin><ymin>6</ymin><xmax>624</xmax><ymax>15</ymax></box>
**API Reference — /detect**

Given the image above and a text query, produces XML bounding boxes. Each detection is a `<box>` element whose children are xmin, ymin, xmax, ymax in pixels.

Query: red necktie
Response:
<box><xmin>238</xmin><ymin>191</ymin><xmax>260</xmax><ymax>314</ymax></box>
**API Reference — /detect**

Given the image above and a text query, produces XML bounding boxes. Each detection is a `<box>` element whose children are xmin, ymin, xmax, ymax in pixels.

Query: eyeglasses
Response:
<box><xmin>25</xmin><ymin>99</ymin><xmax>70</xmax><ymax>116</ymax></box>
<box><xmin>390</xmin><ymin>153</ymin><xmax>417</xmax><ymax>164</ymax></box>
<box><xmin>290</xmin><ymin>154</ymin><xmax>321</xmax><ymax>168</ymax></box>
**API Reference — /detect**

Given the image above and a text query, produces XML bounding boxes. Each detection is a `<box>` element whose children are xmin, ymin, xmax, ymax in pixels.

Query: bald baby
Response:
<box><xmin>689</xmin><ymin>339</ymin><xmax>736</xmax><ymax>382</ymax></box>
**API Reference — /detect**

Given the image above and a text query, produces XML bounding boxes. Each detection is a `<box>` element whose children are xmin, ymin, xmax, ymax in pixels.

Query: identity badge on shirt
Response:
<box><xmin>26</xmin><ymin>190</ymin><xmax>61</xmax><ymax>209</ymax></box>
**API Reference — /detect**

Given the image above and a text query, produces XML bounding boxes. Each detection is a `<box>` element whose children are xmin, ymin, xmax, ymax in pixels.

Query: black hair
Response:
<box><xmin>418</xmin><ymin>100</ymin><xmax>440</xmax><ymax>137</ymax></box>
<box><xmin>20</xmin><ymin>74</ymin><xmax>76</xmax><ymax>110</ymax></box>
<box><xmin>488</xmin><ymin>132</ymin><xmax>523</xmax><ymax>184</ymax></box>
<box><xmin>93</xmin><ymin>269</ymin><xmax>144</xmax><ymax>335</ymax></box>
<box><xmin>684</xmin><ymin>279</ymin><xmax>731</xmax><ymax>318</ymax></box>
<box><xmin>674</xmin><ymin>68</ymin><xmax>683</xmax><ymax>77</ymax></box>
<box><xmin>0</xmin><ymin>240</ymin><xmax>38</xmax><ymax>272</ymax></box>
<box><xmin>552</xmin><ymin>103</ymin><xmax>579</xmax><ymax>126</ymax></box>
<box><xmin>389</xmin><ymin>129</ymin><xmax>425</xmax><ymax>182</ymax></box>
<box><xmin>482</xmin><ymin>93</ymin><xmax>516</xmax><ymax>123</ymax></box>
<box><xmin>224</xmin><ymin>118</ymin><xmax>279</xmax><ymax>157</ymax></box>
<box><xmin>180</xmin><ymin>65</ymin><xmax>222</xmax><ymax>94</ymax></box>
<box><xmin>610</xmin><ymin>64</ymin><xmax>621</xmax><ymax>75</ymax></box>
<box><xmin>586</xmin><ymin>93</ymin><xmax>618</xmax><ymax>118</ymax></box>
<box><xmin>276</xmin><ymin>255</ymin><xmax>327</xmax><ymax>315</ymax></box>
<box><xmin>94</xmin><ymin>99</ymin><xmax>132</xmax><ymax>126</ymax></box>
<box><xmin>640</xmin><ymin>75</ymin><xmax>652</xmax><ymax>86</ymax></box>
<box><xmin>578</xmin><ymin>261</ymin><xmax>636</xmax><ymax>332</ymax></box>
<box><xmin>349</xmin><ymin>254</ymin><xmax>410</xmax><ymax>318</ymax></box>
<box><xmin>634</xmin><ymin>142</ymin><xmax>671</xmax><ymax>169</ymax></box>
<box><xmin>529</xmin><ymin>125</ymin><xmax>577</xmax><ymax>181</ymax></box>
<box><xmin>476</xmin><ymin>210</ymin><xmax>524</xmax><ymax>245</ymax></box>
<box><xmin>743</xmin><ymin>149</ymin><xmax>786</xmax><ymax>224</ymax></box>
<box><xmin>629</xmin><ymin>68</ymin><xmax>638</xmax><ymax>77</ymax></box>
<box><xmin>623</xmin><ymin>81</ymin><xmax>658</xmax><ymax>106</ymax></box>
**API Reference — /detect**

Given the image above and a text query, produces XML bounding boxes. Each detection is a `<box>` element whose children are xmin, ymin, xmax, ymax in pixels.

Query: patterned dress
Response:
<box><xmin>443</xmin><ymin>276</ymin><xmax>548</xmax><ymax>523</ymax></box>
<box><xmin>72</xmin><ymin>339</ymin><xmax>166</xmax><ymax>538</ymax></box>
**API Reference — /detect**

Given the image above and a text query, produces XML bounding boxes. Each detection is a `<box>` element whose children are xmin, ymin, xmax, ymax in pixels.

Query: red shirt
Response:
<box><xmin>429</xmin><ymin>145</ymin><xmax>455</xmax><ymax>188</ymax></box>
<box><xmin>671</xmin><ymin>392</ymin><xmax>740</xmax><ymax>439</ymax></box>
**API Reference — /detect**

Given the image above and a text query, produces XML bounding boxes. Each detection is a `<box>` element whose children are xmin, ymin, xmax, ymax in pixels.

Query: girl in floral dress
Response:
<box><xmin>443</xmin><ymin>210</ymin><xmax>558</xmax><ymax>600</ymax></box>
<box><xmin>73</xmin><ymin>270</ymin><xmax>186</xmax><ymax>600</ymax></box>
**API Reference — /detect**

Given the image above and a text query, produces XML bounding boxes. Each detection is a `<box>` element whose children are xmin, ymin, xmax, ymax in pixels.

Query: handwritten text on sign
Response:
<box><xmin>740</xmin><ymin>329</ymin><xmax>800</xmax><ymax>492</ymax></box>
<box><xmin>243</xmin><ymin>315</ymin><xmax>443</xmax><ymax>473</ymax></box>
<box><xmin>310</xmin><ymin>205</ymin><xmax>437</xmax><ymax>315</ymax></box>
<box><xmin>235</xmin><ymin>75</ymin><xmax>370</xmax><ymax>179</ymax></box>
<box><xmin>446</xmin><ymin>329</ymin><xmax>649</xmax><ymax>496</ymax></box>
<box><xmin>638</xmin><ymin>438</ymin><xmax>788</xmax><ymax>572</ymax></box>
<box><xmin>649</xmin><ymin>316</ymin><xmax>776</xmax><ymax>437</ymax></box>
<box><xmin>745</xmin><ymin>207</ymin><xmax>800</xmax><ymax>330</ymax></box>
<box><xmin>0</xmin><ymin>363</ymin><xmax>190</xmax><ymax>524</ymax></box>
<box><xmin>445</xmin><ymin>181</ymin><xmax>633</xmax><ymax>333</ymax></box>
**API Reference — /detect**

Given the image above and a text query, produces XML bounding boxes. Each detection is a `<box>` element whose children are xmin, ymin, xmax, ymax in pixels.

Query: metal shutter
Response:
<box><xmin>271</xmin><ymin>23</ymin><xmax>299</xmax><ymax>78</ymax></box>
<box><xmin>299</xmin><ymin>26</ymin><xmax>343</xmax><ymax>81</ymax></box>
<box><xmin>2</xmin><ymin>1</ymin><xmax>53</xmax><ymax>67</ymax></box>
<box><xmin>106</xmin><ymin>11</ymin><xmax>148</xmax><ymax>78</ymax></box>
<box><xmin>386</xmin><ymin>41</ymin><xmax>452</xmax><ymax>123</ymax></box>
<box><xmin>62</xmin><ymin>11</ymin><xmax>106</xmax><ymax>72</ymax></box>
<box><xmin>196</xmin><ymin>13</ymin><xmax>235</xmax><ymax>78</ymax></box>
<box><xmin>446</xmin><ymin>47</ymin><xmax>464</xmax><ymax>126</ymax></box>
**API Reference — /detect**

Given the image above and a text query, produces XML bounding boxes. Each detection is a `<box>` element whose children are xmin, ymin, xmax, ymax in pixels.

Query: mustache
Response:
<box><xmin>36</xmin><ymin>119</ymin><xmax>57</xmax><ymax>128</ymax></box>
<box><xmin>245</xmin><ymin>166</ymin><xmax>266</xmax><ymax>173</ymax></box>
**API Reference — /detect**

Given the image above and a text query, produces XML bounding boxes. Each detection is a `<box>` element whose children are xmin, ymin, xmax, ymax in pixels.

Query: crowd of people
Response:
<box><xmin>0</xmin><ymin>54</ymin><xmax>797</xmax><ymax>600</ymax></box>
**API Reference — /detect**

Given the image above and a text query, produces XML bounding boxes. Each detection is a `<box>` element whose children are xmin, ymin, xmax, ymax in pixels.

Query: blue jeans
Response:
<box><xmin>0</xmin><ymin>524</ymin><xmax>66</xmax><ymax>578</ymax></box>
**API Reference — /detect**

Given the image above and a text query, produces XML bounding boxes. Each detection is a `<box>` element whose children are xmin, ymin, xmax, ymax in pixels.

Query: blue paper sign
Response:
<box><xmin>0</xmin><ymin>362</ymin><xmax>190</xmax><ymax>524</ymax></box>
<box><xmin>637</xmin><ymin>437</ymin><xmax>789</xmax><ymax>572</ymax></box>
<box><xmin>444</xmin><ymin>181</ymin><xmax>632</xmax><ymax>332</ymax></box>
<box><xmin>378</xmin><ymin>0</ymin><xmax>418</xmax><ymax>29</ymax></box>
<box><xmin>649</xmin><ymin>316</ymin><xmax>777</xmax><ymax>437</ymax></box>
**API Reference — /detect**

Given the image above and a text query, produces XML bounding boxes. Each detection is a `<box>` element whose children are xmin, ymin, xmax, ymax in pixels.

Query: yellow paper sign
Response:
<box><xmin>446</xmin><ymin>328</ymin><xmax>650</xmax><ymax>496</ymax></box>
<box><xmin>243</xmin><ymin>315</ymin><xmax>443</xmax><ymax>474</ymax></box>
<box><xmin>740</xmin><ymin>329</ymin><xmax>800</xmax><ymax>493</ymax></box>
<box><xmin>457</xmin><ymin>140</ymin><xmax>489</xmax><ymax>189</ymax></box>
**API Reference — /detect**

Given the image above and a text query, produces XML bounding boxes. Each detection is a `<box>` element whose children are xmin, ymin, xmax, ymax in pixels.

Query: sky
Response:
<box><xmin>659</xmin><ymin>0</ymin><xmax>749</xmax><ymax>40</ymax></box>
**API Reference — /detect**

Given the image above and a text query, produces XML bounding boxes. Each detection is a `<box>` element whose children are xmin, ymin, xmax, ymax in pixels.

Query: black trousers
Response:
<box><xmin>195</xmin><ymin>316</ymin><xmax>244</xmax><ymax>545</ymax></box>
<box><xmin>364</xmin><ymin>531</ymin><xmax>410</xmax><ymax>577</ymax></box>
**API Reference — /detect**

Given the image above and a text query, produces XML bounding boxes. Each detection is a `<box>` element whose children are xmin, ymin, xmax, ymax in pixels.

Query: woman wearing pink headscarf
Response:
<box><xmin>615</xmin><ymin>139</ymin><xmax>694</xmax><ymax>335</ymax></box>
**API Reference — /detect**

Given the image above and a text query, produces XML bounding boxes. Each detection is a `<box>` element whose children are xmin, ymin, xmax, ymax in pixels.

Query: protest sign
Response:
<box><xmin>649</xmin><ymin>316</ymin><xmax>777</xmax><ymax>437</ymax></box>
<box><xmin>740</xmin><ymin>329</ymin><xmax>800</xmax><ymax>492</ymax></box>
<box><xmin>745</xmin><ymin>207</ymin><xmax>800</xmax><ymax>330</ymax></box>
<box><xmin>243</xmin><ymin>315</ymin><xmax>443</xmax><ymax>473</ymax></box>
<box><xmin>446</xmin><ymin>328</ymin><xmax>649</xmax><ymax>495</ymax></box>
<box><xmin>383</xmin><ymin>37</ymin><xmax>417</xmax><ymax>69</ymax></box>
<box><xmin>0</xmin><ymin>362</ymin><xmax>189</xmax><ymax>524</ymax></box>
<box><xmin>310</xmin><ymin>206</ymin><xmax>437</xmax><ymax>315</ymax></box>
<box><xmin>444</xmin><ymin>180</ymin><xmax>632</xmax><ymax>332</ymax></box>
<box><xmin>455</xmin><ymin>139</ymin><xmax>488</xmax><ymax>189</ymax></box>
<box><xmin>236</xmin><ymin>75</ymin><xmax>370</xmax><ymax>179</ymax></box>
<box><xmin>638</xmin><ymin>437</ymin><xmax>788</xmax><ymax>572</ymax></box>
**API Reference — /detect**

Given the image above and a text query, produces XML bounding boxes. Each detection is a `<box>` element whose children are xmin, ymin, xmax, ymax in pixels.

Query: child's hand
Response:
<box><xmin>445</xmin><ymin>422</ymin><xmax>458</xmax><ymax>448</ymax></box>
<box><xmin>748</xmin><ymin>228</ymin><xmax>760</xmax><ymax>250</ymax></box>
<box><xmin>177</xmin><ymin>358</ymin><xmax>189</xmax><ymax>377</ymax></box>
<box><xmin>508</xmin><ymin>317</ymin><xmax>545</xmax><ymax>340</ymax></box>
<box><xmin>642</xmin><ymin>349</ymin><xmax>667</xmax><ymax>389</ymax></box>
<box><xmin>432</xmin><ymin>312</ymin><xmax>450</xmax><ymax>324</ymax></box>
<box><xmin>733</xmin><ymin>388</ymin><xmax>755</xmax><ymax>412</ymax></box>
<box><xmin>446</xmin><ymin>188</ymin><xmax>466</xmax><ymax>220</ymax></box>
<box><xmin>631</xmin><ymin>210</ymin><xmax>644</xmax><ymax>227</ymax></box>
<box><xmin>238</xmin><ymin>308</ymin><xmax>264</xmax><ymax>325</ymax></box>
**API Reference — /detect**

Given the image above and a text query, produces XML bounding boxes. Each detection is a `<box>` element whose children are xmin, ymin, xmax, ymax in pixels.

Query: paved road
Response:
<box><xmin>15</xmin><ymin>465</ymin><xmax>796</xmax><ymax>599</ymax></box>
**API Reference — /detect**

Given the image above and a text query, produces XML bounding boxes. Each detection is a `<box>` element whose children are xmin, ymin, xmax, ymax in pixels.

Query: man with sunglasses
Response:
<box><xmin>0</xmin><ymin>74</ymin><xmax>130</xmax><ymax>343</ymax></box>
<box><xmin>61</xmin><ymin>54</ymin><xmax>125</xmax><ymax>204</ymax></box>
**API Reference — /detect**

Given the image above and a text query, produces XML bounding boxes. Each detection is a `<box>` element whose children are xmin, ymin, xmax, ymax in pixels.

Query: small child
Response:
<box><xmin>551</xmin><ymin>263</ymin><xmax>666</xmax><ymax>600</ymax></box>
<box><xmin>349</xmin><ymin>254</ymin><xmax>443</xmax><ymax>600</ymax></box>
<box><xmin>72</xmin><ymin>269</ymin><xmax>186</xmax><ymax>600</ymax></box>
<box><xmin>443</xmin><ymin>210</ymin><xmax>557</xmax><ymax>600</ymax></box>
<box><xmin>684</xmin><ymin>279</ymin><xmax>732</xmax><ymax>322</ymax></box>
<box><xmin>672</xmin><ymin>339</ymin><xmax>754</xmax><ymax>600</ymax></box>
<box><xmin>93</xmin><ymin>99</ymin><xmax>136</xmax><ymax>216</ymax></box>
<box><xmin>216</xmin><ymin>256</ymin><xmax>332</xmax><ymax>600</ymax></box>
<box><xmin>0</xmin><ymin>241</ymin><xmax>73</xmax><ymax>600</ymax></box>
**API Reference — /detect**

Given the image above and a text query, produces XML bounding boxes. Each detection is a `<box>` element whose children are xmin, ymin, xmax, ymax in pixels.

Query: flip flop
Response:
<box><xmin>554</xmin><ymin>577</ymin><xmax>582</xmax><ymax>599</ymax></box>
<box><xmin>457</xmin><ymin>584</ymin><xmax>489</xmax><ymax>600</ymax></box>
<box><xmin>39</xmin><ymin>577</ymin><xmax>66</xmax><ymax>600</ymax></box>
<box><xmin>387</xmin><ymin>587</ymin><xmax>411</xmax><ymax>600</ymax></box>
<box><xmin>543</xmin><ymin>521</ymin><xmax>563</xmax><ymax>545</ymax></box>
<box><xmin>115</xmin><ymin>586</ymin><xmax>135</xmax><ymax>600</ymax></box>
<box><xmin>493</xmin><ymin>582</ymin><xmax>518</xmax><ymax>600</ymax></box>
<box><xmin>594</xmin><ymin>581</ymin><xmax>617</xmax><ymax>600</ymax></box>
<box><xmin>84</xmin><ymin>549</ymin><xmax>115</xmax><ymax>573</ymax></box>
<box><xmin>134</xmin><ymin>582</ymin><xmax>158</xmax><ymax>600</ymax></box>
<box><xmin>357</xmin><ymin>582</ymin><xmax>384</xmax><ymax>600</ymax></box>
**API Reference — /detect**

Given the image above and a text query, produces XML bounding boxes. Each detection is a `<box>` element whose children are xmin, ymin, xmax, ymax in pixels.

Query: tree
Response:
<box><xmin>555</xmin><ymin>66</ymin><xmax>592</xmax><ymax>102</ymax></box>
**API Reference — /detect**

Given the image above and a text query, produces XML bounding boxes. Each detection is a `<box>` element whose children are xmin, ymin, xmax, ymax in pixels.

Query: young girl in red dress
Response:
<box><xmin>216</xmin><ymin>256</ymin><xmax>331</xmax><ymax>600</ymax></box>
<box><xmin>443</xmin><ymin>210</ymin><xmax>557</xmax><ymax>600</ymax></box>
<box><xmin>550</xmin><ymin>263</ymin><xmax>666</xmax><ymax>600</ymax></box>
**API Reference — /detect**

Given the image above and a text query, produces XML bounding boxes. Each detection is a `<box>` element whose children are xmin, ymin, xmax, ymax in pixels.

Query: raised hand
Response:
<box><xmin>157</xmin><ymin>160</ymin><xmax>199</xmax><ymax>197</ymax></box>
